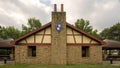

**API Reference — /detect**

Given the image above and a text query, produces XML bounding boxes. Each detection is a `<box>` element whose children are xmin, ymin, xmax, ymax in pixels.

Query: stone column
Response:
<box><xmin>51</xmin><ymin>5</ymin><xmax>67</xmax><ymax>64</ymax></box>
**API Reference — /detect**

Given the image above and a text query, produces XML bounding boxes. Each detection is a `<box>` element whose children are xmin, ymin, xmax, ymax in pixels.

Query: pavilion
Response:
<box><xmin>103</xmin><ymin>39</ymin><xmax>120</xmax><ymax>60</ymax></box>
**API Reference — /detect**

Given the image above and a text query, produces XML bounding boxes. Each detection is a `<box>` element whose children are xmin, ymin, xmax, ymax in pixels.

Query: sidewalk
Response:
<box><xmin>0</xmin><ymin>61</ymin><xmax>15</xmax><ymax>65</ymax></box>
<box><xmin>103</xmin><ymin>60</ymin><xmax>120</xmax><ymax>66</ymax></box>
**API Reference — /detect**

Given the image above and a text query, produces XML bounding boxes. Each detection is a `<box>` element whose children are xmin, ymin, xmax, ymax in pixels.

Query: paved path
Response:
<box><xmin>0</xmin><ymin>61</ymin><xmax>15</xmax><ymax>65</ymax></box>
<box><xmin>103</xmin><ymin>61</ymin><xmax>120</xmax><ymax>66</ymax></box>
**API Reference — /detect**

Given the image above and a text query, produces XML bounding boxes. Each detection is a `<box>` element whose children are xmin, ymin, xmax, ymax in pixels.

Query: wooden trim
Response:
<box><xmin>67</xmin><ymin>43</ymin><xmax>101</xmax><ymax>46</ymax></box>
<box><xmin>13</xmin><ymin>22</ymin><xmax>51</xmax><ymax>44</ymax></box>
<box><xmin>67</xmin><ymin>34</ymin><xmax>81</xmax><ymax>36</ymax></box>
<box><xmin>72</xmin><ymin>29</ymin><xmax>76</xmax><ymax>43</ymax></box>
<box><xmin>36</xmin><ymin>34</ymin><xmax>51</xmax><ymax>36</ymax></box>
<box><xmin>82</xmin><ymin>34</ymin><xmax>83</xmax><ymax>44</ymax></box>
<box><xmin>90</xmin><ymin>39</ymin><xmax>92</xmax><ymax>44</ymax></box>
<box><xmin>41</xmin><ymin>29</ymin><xmax>46</xmax><ymax>43</ymax></box>
<box><xmin>13</xmin><ymin>22</ymin><xmax>104</xmax><ymax>45</ymax></box>
<box><xmin>67</xmin><ymin>23</ymin><xmax>105</xmax><ymax>45</ymax></box>
<box><xmin>25</xmin><ymin>39</ymin><xmax>27</xmax><ymax>43</ymax></box>
<box><xmin>18</xmin><ymin>43</ymin><xmax>51</xmax><ymax>45</ymax></box>
<box><xmin>34</xmin><ymin>34</ymin><xmax>36</xmax><ymax>43</ymax></box>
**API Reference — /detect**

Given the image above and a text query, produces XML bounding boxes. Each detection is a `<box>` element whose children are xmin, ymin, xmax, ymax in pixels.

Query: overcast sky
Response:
<box><xmin>0</xmin><ymin>0</ymin><xmax>120</xmax><ymax>32</ymax></box>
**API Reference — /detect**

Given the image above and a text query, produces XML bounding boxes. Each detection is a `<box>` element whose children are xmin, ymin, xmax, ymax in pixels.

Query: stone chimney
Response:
<box><xmin>51</xmin><ymin>4</ymin><xmax>67</xmax><ymax>64</ymax></box>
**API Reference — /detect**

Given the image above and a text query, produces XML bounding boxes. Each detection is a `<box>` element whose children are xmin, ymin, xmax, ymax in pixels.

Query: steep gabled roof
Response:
<box><xmin>12</xmin><ymin>22</ymin><xmax>105</xmax><ymax>45</ymax></box>
<box><xmin>67</xmin><ymin>23</ymin><xmax>105</xmax><ymax>45</ymax></box>
<box><xmin>12</xmin><ymin>22</ymin><xmax>51</xmax><ymax>44</ymax></box>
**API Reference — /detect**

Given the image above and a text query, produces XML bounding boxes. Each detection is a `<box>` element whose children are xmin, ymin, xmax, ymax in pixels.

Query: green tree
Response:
<box><xmin>22</xmin><ymin>18</ymin><xmax>42</xmax><ymax>35</ymax></box>
<box><xmin>0</xmin><ymin>26</ymin><xmax>22</xmax><ymax>40</ymax></box>
<box><xmin>75</xmin><ymin>19</ymin><xmax>101</xmax><ymax>39</ymax></box>
<box><xmin>100</xmin><ymin>23</ymin><xmax>120</xmax><ymax>41</ymax></box>
<box><xmin>75</xmin><ymin>19</ymin><xmax>92</xmax><ymax>34</ymax></box>
<box><xmin>99</xmin><ymin>28</ymin><xmax>110</xmax><ymax>39</ymax></box>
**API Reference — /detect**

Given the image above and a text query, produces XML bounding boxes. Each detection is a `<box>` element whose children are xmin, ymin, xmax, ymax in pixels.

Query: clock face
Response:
<box><xmin>55</xmin><ymin>23</ymin><xmax>62</xmax><ymax>32</ymax></box>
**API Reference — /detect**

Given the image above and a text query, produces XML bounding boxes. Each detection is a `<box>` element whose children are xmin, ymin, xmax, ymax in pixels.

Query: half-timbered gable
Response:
<box><xmin>14</xmin><ymin>23</ymin><xmax>103</xmax><ymax>45</ymax></box>
<box><xmin>18</xmin><ymin>26</ymin><xmax>51</xmax><ymax>44</ymax></box>
<box><xmin>67</xmin><ymin>27</ymin><xmax>100</xmax><ymax>44</ymax></box>
<box><xmin>12</xmin><ymin>4</ymin><xmax>104</xmax><ymax>64</ymax></box>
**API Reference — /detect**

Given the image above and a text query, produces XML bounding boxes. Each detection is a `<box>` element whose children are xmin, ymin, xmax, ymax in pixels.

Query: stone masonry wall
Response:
<box><xmin>15</xmin><ymin>45</ymin><xmax>51</xmax><ymax>64</ymax></box>
<box><xmin>67</xmin><ymin>45</ymin><xmax>102</xmax><ymax>64</ymax></box>
<box><xmin>15</xmin><ymin>45</ymin><xmax>102</xmax><ymax>64</ymax></box>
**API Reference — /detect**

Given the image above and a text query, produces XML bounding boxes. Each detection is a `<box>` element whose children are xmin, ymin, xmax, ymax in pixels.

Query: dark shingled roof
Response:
<box><xmin>0</xmin><ymin>39</ymin><xmax>14</xmax><ymax>48</ymax></box>
<box><xmin>103</xmin><ymin>39</ymin><xmax>120</xmax><ymax>49</ymax></box>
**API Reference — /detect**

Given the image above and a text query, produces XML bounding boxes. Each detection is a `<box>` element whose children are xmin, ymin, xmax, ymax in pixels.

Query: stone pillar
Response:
<box><xmin>51</xmin><ymin>4</ymin><xmax>67</xmax><ymax>64</ymax></box>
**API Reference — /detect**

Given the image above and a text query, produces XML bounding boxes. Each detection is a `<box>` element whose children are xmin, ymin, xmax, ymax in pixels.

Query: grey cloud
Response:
<box><xmin>39</xmin><ymin>0</ymin><xmax>52</xmax><ymax>6</ymax></box>
<box><xmin>0</xmin><ymin>0</ymin><xmax>51</xmax><ymax>30</ymax></box>
<box><xmin>0</xmin><ymin>14</ymin><xmax>21</xmax><ymax>29</ymax></box>
<box><xmin>54</xmin><ymin>0</ymin><xmax>120</xmax><ymax>31</ymax></box>
<box><xmin>0</xmin><ymin>0</ymin><xmax>120</xmax><ymax>32</ymax></box>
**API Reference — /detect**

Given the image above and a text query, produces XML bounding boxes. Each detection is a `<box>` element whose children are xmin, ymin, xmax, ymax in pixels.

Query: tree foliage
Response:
<box><xmin>75</xmin><ymin>19</ymin><xmax>101</xmax><ymax>39</ymax></box>
<box><xmin>0</xmin><ymin>26</ymin><xmax>21</xmax><ymax>40</ymax></box>
<box><xmin>22</xmin><ymin>18</ymin><xmax>42</xmax><ymax>35</ymax></box>
<box><xmin>0</xmin><ymin>18</ymin><xmax>42</xmax><ymax>40</ymax></box>
<box><xmin>100</xmin><ymin>23</ymin><xmax>120</xmax><ymax>41</ymax></box>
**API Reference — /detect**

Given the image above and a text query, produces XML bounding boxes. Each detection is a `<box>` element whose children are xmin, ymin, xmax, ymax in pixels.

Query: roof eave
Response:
<box><xmin>66</xmin><ymin>23</ymin><xmax>105</xmax><ymax>45</ymax></box>
<box><xmin>12</xmin><ymin>22</ymin><xmax>51</xmax><ymax>45</ymax></box>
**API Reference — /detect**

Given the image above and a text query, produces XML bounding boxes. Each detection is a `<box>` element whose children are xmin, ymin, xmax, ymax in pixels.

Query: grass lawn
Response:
<box><xmin>0</xmin><ymin>64</ymin><xmax>120</xmax><ymax>68</ymax></box>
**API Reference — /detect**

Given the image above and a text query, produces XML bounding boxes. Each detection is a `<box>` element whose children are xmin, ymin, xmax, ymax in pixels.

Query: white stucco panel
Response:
<box><xmin>67</xmin><ymin>27</ymin><xmax>72</xmax><ymax>34</ymax></box>
<box><xmin>91</xmin><ymin>40</ymin><xmax>98</xmax><ymax>44</ymax></box>
<box><xmin>26</xmin><ymin>35</ymin><xmax>34</xmax><ymax>43</ymax></box>
<box><xmin>75</xmin><ymin>36</ymin><xmax>82</xmax><ymax>43</ymax></box>
<box><xmin>67</xmin><ymin>36</ymin><xmax>75</xmax><ymax>43</ymax></box>
<box><xmin>43</xmin><ymin>36</ymin><xmax>51</xmax><ymax>43</ymax></box>
<box><xmin>36</xmin><ymin>30</ymin><xmax>44</xmax><ymax>34</ymax></box>
<box><xmin>19</xmin><ymin>40</ymin><xmax>26</xmax><ymax>43</ymax></box>
<box><xmin>83</xmin><ymin>36</ymin><xmax>91</xmax><ymax>43</ymax></box>
<box><xmin>36</xmin><ymin>35</ymin><xmax>43</xmax><ymax>43</ymax></box>
<box><xmin>45</xmin><ymin>27</ymin><xmax>51</xmax><ymax>34</ymax></box>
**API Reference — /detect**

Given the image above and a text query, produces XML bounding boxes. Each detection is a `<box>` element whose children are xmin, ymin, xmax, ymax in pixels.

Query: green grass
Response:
<box><xmin>0</xmin><ymin>64</ymin><xmax>119</xmax><ymax>68</ymax></box>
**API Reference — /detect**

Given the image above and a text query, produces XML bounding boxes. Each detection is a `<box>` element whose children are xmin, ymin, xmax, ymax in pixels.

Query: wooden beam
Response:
<box><xmin>82</xmin><ymin>34</ymin><xmax>83</xmax><ymax>44</ymax></box>
<box><xmin>72</xmin><ymin>29</ymin><xmax>76</xmax><ymax>43</ymax></box>
<box><xmin>90</xmin><ymin>39</ymin><xmax>92</xmax><ymax>44</ymax></box>
<box><xmin>36</xmin><ymin>34</ymin><xmax>51</xmax><ymax>36</ymax></box>
<box><xmin>67</xmin><ymin>34</ymin><xmax>81</xmax><ymax>36</ymax></box>
<box><xmin>25</xmin><ymin>39</ymin><xmax>27</xmax><ymax>43</ymax></box>
<box><xmin>41</xmin><ymin>29</ymin><xmax>46</xmax><ymax>43</ymax></box>
<box><xmin>67</xmin><ymin>43</ymin><xmax>101</xmax><ymax>46</ymax></box>
<box><xmin>18</xmin><ymin>43</ymin><xmax>51</xmax><ymax>46</ymax></box>
<box><xmin>34</xmin><ymin>34</ymin><xmax>36</xmax><ymax>43</ymax></box>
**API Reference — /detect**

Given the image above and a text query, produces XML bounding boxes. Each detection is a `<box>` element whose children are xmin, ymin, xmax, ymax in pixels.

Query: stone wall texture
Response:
<box><xmin>15</xmin><ymin>45</ymin><xmax>51</xmax><ymax>64</ymax></box>
<box><xmin>15</xmin><ymin>45</ymin><xmax>102</xmax><ymax>64</ymax></box>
